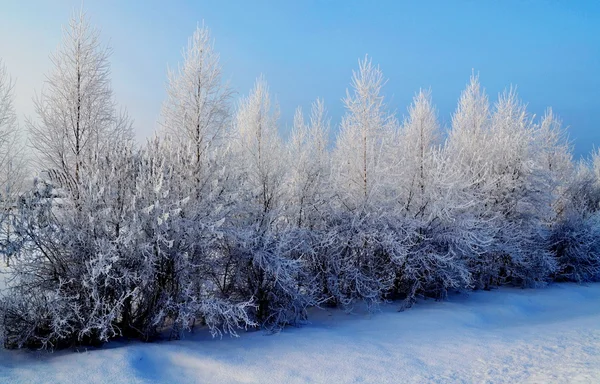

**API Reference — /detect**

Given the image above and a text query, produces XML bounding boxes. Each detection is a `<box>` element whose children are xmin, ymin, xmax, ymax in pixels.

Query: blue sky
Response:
<box><xmin>1</xmin><ymin>1</ymin><xmax>599</xmax><ymax>157</ymax></box>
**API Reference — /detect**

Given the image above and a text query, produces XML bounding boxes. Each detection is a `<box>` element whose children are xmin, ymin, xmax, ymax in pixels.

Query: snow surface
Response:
<box><xmin>1</xmin><ymin>283</ymin><xmax>599</xmax><ymax>383</ymax></box>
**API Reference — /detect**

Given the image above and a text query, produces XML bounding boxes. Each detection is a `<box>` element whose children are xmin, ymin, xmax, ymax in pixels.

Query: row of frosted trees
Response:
<box><xmin>1</xmin><ymin>13</ymin><xmax>599</xmax><ymax>349</ymax></box>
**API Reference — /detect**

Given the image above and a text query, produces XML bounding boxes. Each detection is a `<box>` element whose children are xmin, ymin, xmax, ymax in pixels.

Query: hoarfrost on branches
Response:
<box><xmin>1</xmin><ymin>12</ymin><xmax>599</xmax><ymax>351</ymax></box>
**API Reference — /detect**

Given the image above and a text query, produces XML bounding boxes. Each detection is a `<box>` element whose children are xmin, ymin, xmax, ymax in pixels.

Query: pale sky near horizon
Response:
<box><xmin>1</xmin><ymin>1</ymin><xmax>599</xmax><ymax>157</ymax></box>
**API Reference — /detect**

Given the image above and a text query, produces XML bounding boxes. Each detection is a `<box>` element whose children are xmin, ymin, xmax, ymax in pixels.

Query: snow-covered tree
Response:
<box><xmin>161</xmin><ymin>23</ymin><xmax>232</xmax><ymax>198</ymax></box>
<box><xmin>485</xmin><ymin>89</ymin><xmax>556</xmax><ymax>286</ymax></box>
<box><xmin>216</xmin><ymin>77</ymin><xmax>317</xmax><ymax>328</ymax></box>
<box><xmin>27</xmin><ymin>10</ymin><xmax>132</xmax><ymax>198</ymax></box>
<box><xmin>114</xmin><ymin>137</ymin><xmax>256</xmax><ymax>340</ymax></box>
<box><xmin>1</xmin><ymin>135</ymin><xmax>258</xmax><ymax>348</ymax></box>
<box><xmin>389</xmin><ymin>90</ymin><xmax>473</xmax><ymax>304</ymax></box>
<box><xmin>286</xmin><ymin>98</ymin><xmax>330</xmax><ymax>228</ymax></box>
<box><xmin>320</xmin><ymin>57</ymin><xmax>405</xmax><ymax>309</ymax></box>
<box><xmin>396</xmin><ymin>89</ymin><xmax>439</xmax><ymax>216</ymax></box>
<box><xmin>232</xmin><ymin>76</ymin><xmax>284</xmax><ymax>222</ymax></box>
<box><xmin>443</xmin><ymin>74</ymin><xmax>503</xmax><ymax>289</ymax></box>
<box><xmin>447</xmin><ymin>73</ymin><xmax>490</xmax><ymax>166</ymax></box>
<box><xmin>333</xmin><ymin>56</ymin><xmax>395</xmax><ymax>210</ymax></box>
<box><xmin>549</xmin><ymin>151</ymin><xmax>600</xmax><ymax>282</ymax></box>
<box><xmin>446</xmin><ymin>84</ymin><xmax>557</xmax><ymax>288</ymax></box>
<box><xmin>0</xmin><ymin>60</ymin><xmax>26</xmax><ymax>264</ymax></box>
<box><xmin>536</xmin><ymin>110</ymin><xmax>573</xmax><ymax>185</ymax></box>
<box><xmin>0</xmin><ymin>60</ymin><xmax>24</xmax><ymax>198</ymax></box>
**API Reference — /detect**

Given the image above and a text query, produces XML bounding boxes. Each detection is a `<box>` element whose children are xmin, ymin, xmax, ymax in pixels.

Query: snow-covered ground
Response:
<box><xmin>0</xmin><ymin>283</ymin><xmax>599</xmax><ymax>384</ymax></box>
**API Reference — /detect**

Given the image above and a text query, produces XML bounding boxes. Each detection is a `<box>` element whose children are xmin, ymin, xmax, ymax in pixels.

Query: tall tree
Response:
<box><xmin>446</xmin><ymin>73</ymin><xmax>491</xmax><ymax>184</ymax></box>
<box><xmin>444</xmin><ymin>74</ymin><xmax>502</xmax><ymax>289</ymax></box>
<box><xmin>232</xmin><ymin>76</ymin><xmax>284</xmax><ymax>222</ymax></box>
<box><xmin>397</xmin><ymin>89</ymin><xmax>439</xmax><ymax>216</ymax></box>
<box><xmin>161</xmin><ymin>23</ymin><xmax>232</xmax><ymax>197</ymax></box>
<box><xmin>0</xmin><ymin>60</ymin><xmax>24</xmax><ymax>200</ymax></box>
<box><xmin>333</xmin><ymin>55</ymin><xmax>394</xmax><ymax>210</ymax></box>
<box><xmin>0</xmin><ymin>59</ymin><xmax>26</xmax><ymax>264</ymax></box>
<box><xmin>287</xmin><ymin>98</ymin><xmax>330</xmax><ymax>228</ymax></box>
<box><xmin>222</xmin><ymin>77</ymin><xmax>318</xmax><ymax>327</ymax></box>
<box><xmin>324</xmin><ymin>57</ymin><xmax>405</xmax><ymax>309</ymax></box>
<box><xmin>479</xmin><ymin>88</ymin><xmax>556</xmax><ymax>286</ymax></box>
<box><xmin>28</xmin><ymin>10</ymin><xmax>131</xmax><ymax>197</ymax></box>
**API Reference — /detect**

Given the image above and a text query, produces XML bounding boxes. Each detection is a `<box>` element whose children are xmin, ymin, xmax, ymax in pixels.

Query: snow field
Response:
<box><xmin>1</xmin><ymin>283</ymin><xmax>598</xmax><ymax>384</ymax></box>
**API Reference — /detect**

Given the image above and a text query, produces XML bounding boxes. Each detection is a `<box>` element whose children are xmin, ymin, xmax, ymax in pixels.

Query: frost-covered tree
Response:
<box><xmin>27</xmin><ymin>10</ymin><xmax>131</xmax><ymax>198</ymax></box>
<box><xmin>232</xmin><ymin>76</ymin><xmax>284</xmax><ymax>220</ymax></box>
<box><xmin>333</xmin><ymin>56</ymin><xmax>395</xmax><ymax>210</ymax></box>
<box><xmin>0</xmin><ymin>60</ymin><xmax>24</xmax><ymax>199</ymax></box>
<box><xmin>445</xmin><ymin>74</ymin><xmax>495</xmax><ymax>220</ymax></box>
<box><xmin>549</xmin><ymin>151</ymin><xmax>600</xmax><ymax>282</ymax></box>
<box><xmin>286</xmin><ymin>98</ymin><xmax>330</xmax><ymax>228</ymax></box>
<box><xmin>536</xmin><ymin>110</ymin><xmax>573</xmax><ymax>185</ymax></box>
<box><xmin>321</xmin><ymin>57</ymin><xmax>405</xmax><ymax>309</ymax></box>
<box><xmin>447</xmin><ymin>73</ymin><xmax>490</xmax><ymax>169</ymax></box>
<box><xmin>534</xmin><ymin>109</ymin><xmax>574</xmax><ymax>219</ymax></box>
<box><xmin>216</xmin><ymin>77</ymin><xmax>317</xmax><ymax>328</ymax></box>
<box><xmin>484</xmin><ymin>89</ymin><xmax>557</xmax><ymax>286</ymax></box>
<box><xmin>161</xmin><ymin>23</ymin><xmax>232</xmax><ymax>198</ymax></box>
<box><xmin>0</xmin><ymin>60</ymin><xmax>26</xmax><ymax>264</ymax></box>
<box><xmin>1</xmin><ymin>136</ymin><xmax>256</xmax><ymax>348</ymax></box>
<box><xmin>2</xmin><ymin>9</ymin><xmax>135</xmax><ymax>348</ymax></box>
<box><xmin>396</xmin><ymin>89</ymin><xmax>439</xmax><ymax>216</ymax></box>
<box><xmin>447</xmin><ymin>83</ymin><xmax>557</xmax><ymax>288</ymax></box>
<box><xmin>444</xmin><ymin>74</ymin><xmax>503</xmax><ymax>289</ymax></box>
<box><xmin>146</xmin><ymin>26</ymin><xmax>257</xmax><ymax>335</ymax></box>
<box><xmin>388</xmin><ymin>90</ymin><xmax>473</xmax><ymax>304</ymax></box>
<box><xmin>114</xmin><ymin>137</ymin><xmax>255</xmax><ymax>340</ymax></box>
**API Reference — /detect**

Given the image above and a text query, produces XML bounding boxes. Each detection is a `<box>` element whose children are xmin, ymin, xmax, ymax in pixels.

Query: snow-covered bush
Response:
<box><xmin>315</xmin><ymin>211</ymin><xmax>408</xmax><ymax>309</ymax></box>
<box><xmin>549</xmin><ymin>160</ymin><xmax>600</xmax><ymax>282</ymax></box>
<box><xmin>551</xmin><ymin>211</ymin><xmax>600</xmax><ymax>282</ymax></box>
<box><xmin>121</xmin><ymin>140</ymin><xmax>257</xmax><ymax>340</ymax></box>
<box><xmin>212</xmin><ymin>226</ymin><xmax>319</xmax><ymax>329</ymax></box>
<box><xmin>1</xmin><ymin>172</ymin><xmax>134</xmax><ymax>349</ymax></box>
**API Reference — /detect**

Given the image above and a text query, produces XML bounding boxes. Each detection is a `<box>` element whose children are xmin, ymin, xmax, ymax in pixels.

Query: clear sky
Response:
<box><xmin>1</xmin><ymin>0</ymin><xmax>599</xmax><ymax>157</ymax></box>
